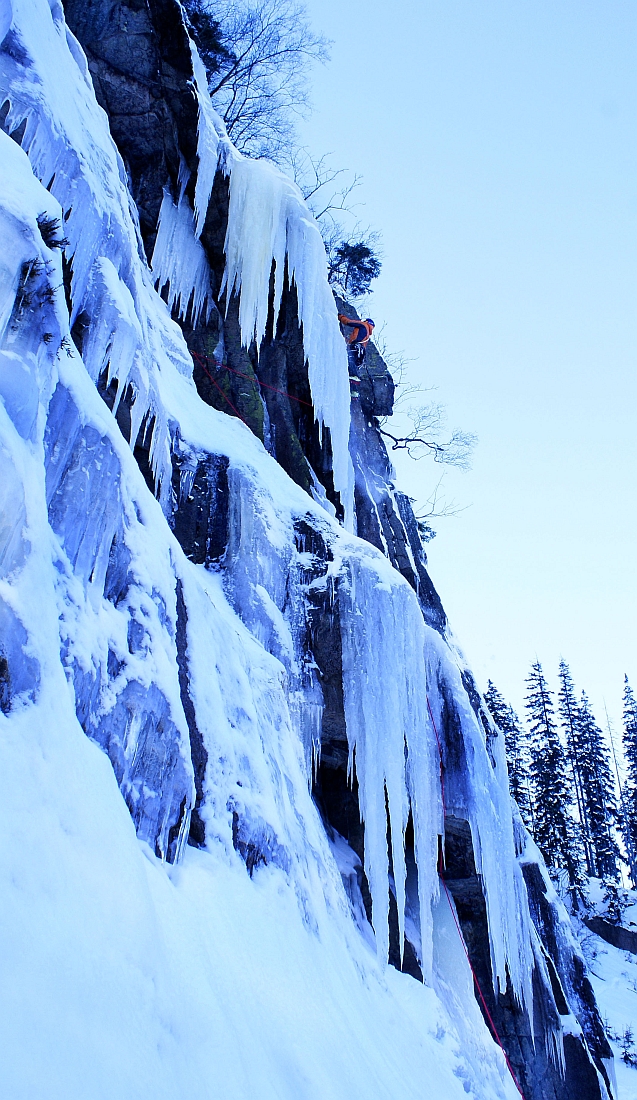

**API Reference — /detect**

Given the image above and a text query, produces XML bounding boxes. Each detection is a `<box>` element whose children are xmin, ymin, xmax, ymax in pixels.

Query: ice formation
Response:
<box><xmin>0</xmin><ymin>1</ymin><xmax>612</xmax><ymax>1097</ymax></box>
<box><xmin>151</xmin><ymin>192</ymin><xmax>213</xmax><ymax>328</ymax></box>
<box><xmin>193</xmin><ymin>34</ymin><xmax>353</xmax><ymax>519</ymax></box>
<box><xmin>220</xmin><ymin>152</ymin><xmax>354</xmax><ymax>522</ymax></box>
<box><xmin>0</xmin><ymin>123</ymin><xmax>517</xmax><ymax>1094</ymax></box>
<box><xmin>189</xmin><ymin>43</ymin><xmax>224</xmax><ymax>237</ymax></box>
<box><xmin>338</xmin><ymin>549</ymin><xmax>441</xmax><ymax>977</ymax></box>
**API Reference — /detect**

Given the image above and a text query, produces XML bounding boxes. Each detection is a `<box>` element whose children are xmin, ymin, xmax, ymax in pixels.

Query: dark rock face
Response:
<box><xmin>0</xmin><ymin>653</ymin><xmax>9</xmax><ymax>713</ymax></box>
<box><xmin>62</xmin><ymin>0</ymin><xmax>201</xmax><ymax>257</ymax></box>
<box><xmin>585</xmin><ymin>910</ymin><xmax>637</xmax><ymax>954</ymax></box>
<box><xmin>335</xmin><ymin>296</ymin><xmax>446</xmax><ymax>631</ymax></box>
<box><xmin>583</xmin><ymin>916</ymin><xmax>637</xmax><ymax>955</ymax></box>
<box><xmin>60</xmin><ymin>3</ymin><xmax>613</xmax><ymax>1096</ymax></box>
<box><xmin>333</xmin><ymin>295</ymin><xmax>395</xmax><ymax>419</ymax></box>
<box><xmin>443</xmin><ymin>817</ymin><xmax>611</xmax><ymax>1100</ymax></box>
<box><xmin>171</xmin><ymin>449</ymin><xmax>229</xmax><ymax>567</ymax></box>
<box><xmin>175</xmin><ymin>580</ymin><xmax>207</xmax><ymax>847</ymax></box>
<box><xmin>435</xmin><ymin>670</ymin><xmax>611</xmax><ymax>1099</ymax></box>
<box><xmin>349</xmin><ymin>396</ymin><xmax>446</xmax><ymax>632</ymax></box>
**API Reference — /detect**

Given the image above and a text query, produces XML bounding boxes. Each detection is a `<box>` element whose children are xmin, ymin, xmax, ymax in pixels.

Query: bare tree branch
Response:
<box><xmin>379</xmin><ymin>402</ymin><xmax>477</xmax><ymax>469</ymax></box>
<box><xmin>404</xmin><ymin>478</ymin><xmax>471</xmax><ymax>543</ymax></box>
<box><xmin>186</xmin><ymin>0</ymin><xmax>330</xmax><ymax>162</ymax></box>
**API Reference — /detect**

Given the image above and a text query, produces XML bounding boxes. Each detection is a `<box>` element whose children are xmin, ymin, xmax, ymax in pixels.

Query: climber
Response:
<box><xmin>337</xmin><ymin>312</ymin><xmax>374</xmax><ymax>365</ymax></box>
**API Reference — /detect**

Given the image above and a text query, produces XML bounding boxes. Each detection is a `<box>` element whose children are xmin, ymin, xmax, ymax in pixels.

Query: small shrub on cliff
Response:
<box><xmin>327</xmin><ymin>240</ymin><xmax>382</xmax><ymax>299</ymax></box>
<box><xmin>621</xmin><ymin>1027</ymin><xmax>637</xmax><ymax>1067</ymax></box>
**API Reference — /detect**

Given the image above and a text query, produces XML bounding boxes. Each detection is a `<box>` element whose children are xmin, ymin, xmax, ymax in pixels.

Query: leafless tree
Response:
<box><xmin>196</xmin><ymin>0</ymin><xmax>329</xmax><ymax>161</ymax></box>
<box><xmin>289</xmin><ymin>150</ymin><xmax>383</xmax><ymax>295</ymax></box>
<box><xmin>291</xmin><ymin>150</ymin><xmax>363</xmax><ymax>219</ymax></box>
<box><xmin>379</xmin><ymin>402</ymin><xmax>477</xmax><ymax>469</ymax></box>
<box><xmin>371</xmin><ymin>325</ymin><xmax>417</xmax><ymax>394</ymax></box>
<box><xmin>412</xmin><ymin>477</ymin><xmax>469</xmax><ymax>542</ymax></box>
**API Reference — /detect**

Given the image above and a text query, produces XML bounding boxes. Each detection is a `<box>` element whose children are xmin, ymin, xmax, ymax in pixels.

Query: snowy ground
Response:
<box><xmin>0</xmin><ymin>687</ymin><xmax>521</xmax><ymax>1100</ymax></box>
<box><xmin>583</xmin><ymin>929</ymin><xmax>637</xmax><ymax>1100</ymax></box>
<box><xmin>573</xmin><ymin>881</ymin><xmax>637</xmax><ymax>1100</ymax></box>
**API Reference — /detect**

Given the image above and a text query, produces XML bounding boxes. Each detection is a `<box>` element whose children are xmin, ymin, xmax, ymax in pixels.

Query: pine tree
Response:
<box><xmin>558</xmin><ymin>660</ymin><xmax>593</xmax><ymax>872</ymax></box>
<box><xmin>525</xmin><ymin>661</ymin><xmax>584</xmax><ymax>891</ymax></box>
<box><xmin>602</xmin><ymin>878</ymin><xmax>624</xmax><ymax>925</ymax></box>
<box><xmin>575</xmin><ymin>691</ymin><xmax>619</xmax><ymax>882</ymax></box>
<box><xmin>622</xmin><ymin>676</ymin><xmax>637</xmax><ymax>886</ymax></box>
<box><xmin>484</xmin><ymin>680</ymin><xmax>533</xmax><ymax>829</ymax></box>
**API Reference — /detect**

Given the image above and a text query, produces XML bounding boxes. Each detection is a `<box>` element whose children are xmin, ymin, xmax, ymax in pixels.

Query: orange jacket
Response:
<box><xmin>337</xmin><ymin>314</ymin><xmax>374</xmax><ymax>347</ymax></box>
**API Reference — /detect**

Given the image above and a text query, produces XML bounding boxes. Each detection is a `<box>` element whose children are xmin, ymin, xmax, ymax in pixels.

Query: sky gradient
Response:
<box><xmin>300</xmin><ymin>0</ymin><xmax>636</xmax><ymax>731</ymax></box>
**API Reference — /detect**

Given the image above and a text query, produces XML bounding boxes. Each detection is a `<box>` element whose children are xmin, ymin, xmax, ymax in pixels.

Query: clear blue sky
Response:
<box><xmin>300</xmin><ymin>0</ymin><xmax>637</xmax><ymax>732</ymax></box>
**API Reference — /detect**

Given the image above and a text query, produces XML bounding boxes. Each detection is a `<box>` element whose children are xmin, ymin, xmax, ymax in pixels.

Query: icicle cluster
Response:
<box><xmin>337</xmin><ymin>545</ymin><xmax>534</xmax><ymax>1012</ymax></box>
<box><xmin>220</xmin><ymin>153</ymin><xmax>353</xmax><ymax>522</ymax></box>
<box><xmin>151</xmin><ymin>193</ymin><xmax>213</xmax><ymax>327</ymax></box>
<box><xmin>339</xmin><ymin>550</ymin><xmax>441</xmax><ymax>979</ymax></box>
<box><xmin>0</xmin><ymin>0</ymin><xmax>353</xmax><ymax>519</ymax></box>
<box><xmin>189</xmin><ymin>43</ymin><xmax>224</xmax><ymax>238</ymax></box>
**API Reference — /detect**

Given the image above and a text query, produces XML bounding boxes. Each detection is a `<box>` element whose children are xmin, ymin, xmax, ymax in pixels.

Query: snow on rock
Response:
<box><xmin>0</xmin><ymin>1</ymin><xmax>608</xmax><ymax>1097</ymax></box>
<box><xmin>0</xmin><ymin>94</ymin><xmax>520</xmax><ymax>1100</ymax></box>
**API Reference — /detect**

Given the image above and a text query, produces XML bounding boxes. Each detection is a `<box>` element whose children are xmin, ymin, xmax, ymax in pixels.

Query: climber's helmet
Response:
<box><xmin>365</xmin><ymin>318</ymin><xmax>375</xmax><ymax>327</ymax></box>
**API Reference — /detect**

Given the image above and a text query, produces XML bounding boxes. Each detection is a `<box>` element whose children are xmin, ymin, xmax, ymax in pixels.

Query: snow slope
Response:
<box><xmin>585</xmin><ymin>930</ymin><xmax>637</xmax><ymax>1100</ymax></box>
<box><xmin>0</xmin><ymin>0</ymin><xmax>610</xmax><ymax>1096</ymax></box>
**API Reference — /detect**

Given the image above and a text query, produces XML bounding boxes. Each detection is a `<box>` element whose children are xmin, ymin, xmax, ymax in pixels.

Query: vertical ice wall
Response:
<box><xmin>220</xmin><ymin>153</ymin><xmax>354</xmax><ymax>523</ymax></box>
<box><xmin>338</xmin><ymin>549</ymin><xmax>440</xmax><ymax>978</ymax></box>
<box><xmin>336</xmin><ymin>542</ymin><xmax>534</xmax><ymax>1013</ymax></box>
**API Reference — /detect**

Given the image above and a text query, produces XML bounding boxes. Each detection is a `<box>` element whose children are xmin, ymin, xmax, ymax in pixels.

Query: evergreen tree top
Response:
<box><xmin>525</xmin><ymin>661</ymin><xmax>558</xmax><ymax>739</ymax></box>
<box><xmin>623</xmin><ymin>676</ymin><xmax>637</xmax><ymax>781</ymax></box>
<box><xmin>485</xmin><ymin>681</ymin><xmax>523</xmax><ymax>735</ymax></box>
<box><xmin>624</xmin><ymin>676</ymin><xmax>637</xmax><ymax>730</ymax></box>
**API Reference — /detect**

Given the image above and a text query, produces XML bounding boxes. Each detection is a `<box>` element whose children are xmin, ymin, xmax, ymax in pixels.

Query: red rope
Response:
<box><xmin>193</xmin><ymin>350</ymin><xmax>313</xmax><ymax>407</ymax></box>
<box><xmin>427</xmin><ymin>694</ymin><xmax>527</xmax><ymax>1100</ymax></box>
<box><xmin>191</xmin><ymin>352</ymin><xmax>250</xmax><ymax>425</ymax></box>
<box><xmin>440</xmin><ymin>875</ymin><xmax>526</xmax><ymax>1098</ymax></box>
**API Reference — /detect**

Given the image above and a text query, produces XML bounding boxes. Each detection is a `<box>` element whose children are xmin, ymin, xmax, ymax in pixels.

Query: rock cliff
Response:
<box><xmin>0</xmin><ymin>1</ymin><xmax>614</xmax><ymax>1097</ymax></box>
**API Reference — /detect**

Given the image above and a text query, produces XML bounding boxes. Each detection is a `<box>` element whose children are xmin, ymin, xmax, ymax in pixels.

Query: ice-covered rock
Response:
<box><xmin>0</xmin><ymin>2</ymin><xmax>614</xmax><ymax>1097</ymax></box>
